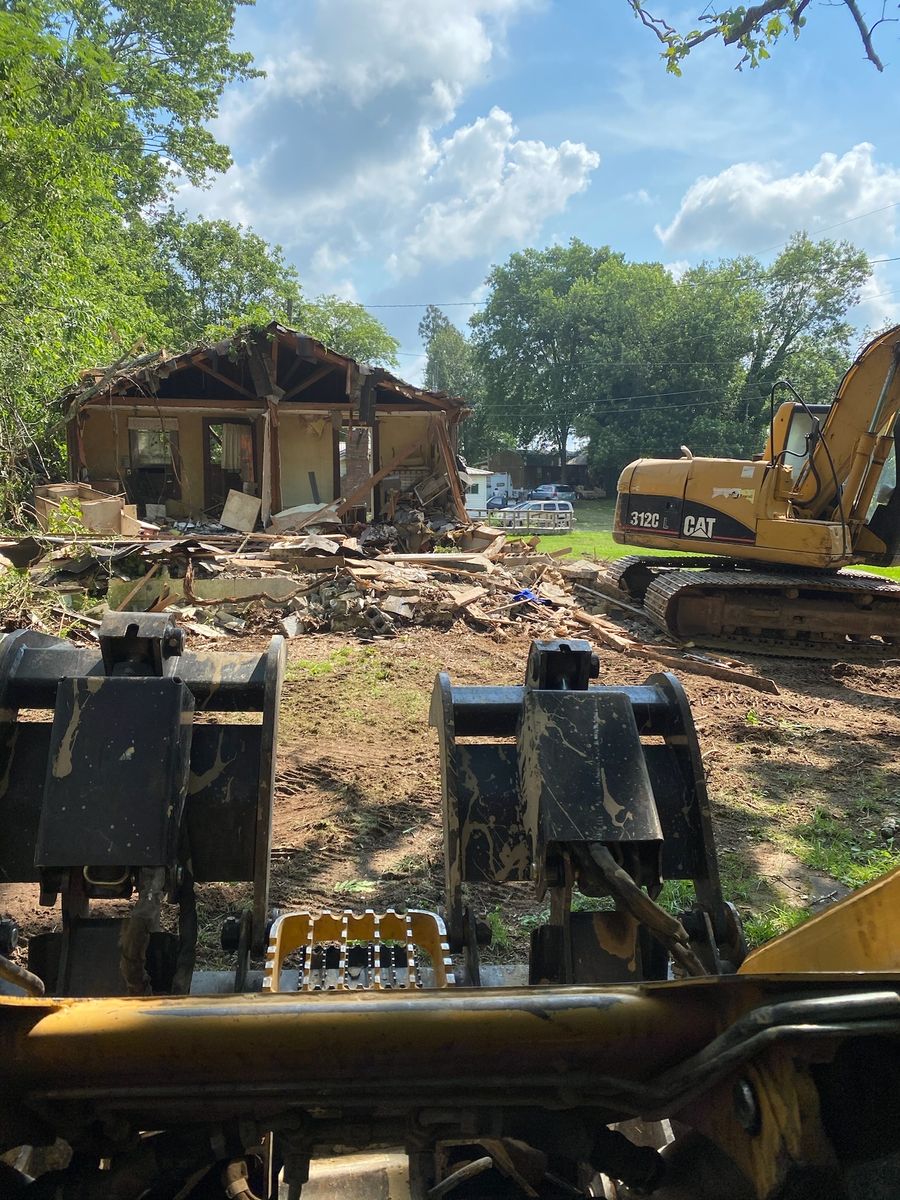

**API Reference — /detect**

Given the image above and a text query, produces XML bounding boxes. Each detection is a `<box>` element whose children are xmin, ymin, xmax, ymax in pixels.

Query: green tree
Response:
<box><xmin>740</xmin><ymin>234</ymin><xmax>871</xmax><ymax>422</ymax></box>
<box><xmin>583</xmin><ymin>258</ymin><xmax>759</xmax><ymax>482</ymax></box>
<box><xmin>418</xmin><ymin>306</ymin><xmax>497</xmax><ymax>460</ymax></box>
<box><xmin>48</xmin><ymin>0</ymin><xmax>259</xmax><ymax>197</ymax></box>
<box><xmin>298</xmin><ymin>295</ymin><xmax>400</xmax><ymax>366</ymax></box>
<box><xmin>154</xmin><ymin>213</ymin><xmax>302</xmax><ymax>343</ymax></box>
<box><xmin>470</xmin><ymin>240</ymin><xmax>632</xmax><ymax>478</ymax></box>
<box><xmin>0</xmin><ymin>0</ymin><xmax>259</xmax><ymax>519</ymax></box>
<box><xmin>583</xmin><ymin>235</ymin><xmax>868</xmax><ymax>485</ymax></box>
<box><xmin>629</xmin><ymin>1</ymin><xmax>890</xmax><ymax>72</ymax></box>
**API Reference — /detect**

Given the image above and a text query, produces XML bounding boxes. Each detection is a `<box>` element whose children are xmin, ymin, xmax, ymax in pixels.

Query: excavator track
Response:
<box><xmin>600</xmin><ymin>556</ymin><xmax>900</xmax><ymax>659</ymax></box>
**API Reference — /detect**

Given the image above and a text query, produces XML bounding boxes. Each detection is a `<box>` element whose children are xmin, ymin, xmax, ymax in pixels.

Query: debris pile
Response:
<box><xmin>0</xmin><ymin>527</ymin><xmax>779</xmax><ymax>694</ymax></box>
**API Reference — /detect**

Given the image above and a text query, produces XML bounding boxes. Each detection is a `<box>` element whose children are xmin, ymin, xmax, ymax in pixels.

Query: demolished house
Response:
<box><xmin>61</xmin><ymin>322</ymin><xmax>469</xmax><ymax>531</ymax></box>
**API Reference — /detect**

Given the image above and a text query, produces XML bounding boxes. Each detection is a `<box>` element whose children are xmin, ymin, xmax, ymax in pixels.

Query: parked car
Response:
<box><xmin>496</xmin><ymin>499</ymin><xmax>575</xmax><ymax>531</ymax></box>
<box><xmin>575</xmin><ymin>485</ymin><xmax>606</xmax><ymax>500</ymax></box>
<box><xmin>528</xmin><ymin>483</ymin><xmax>577</xmax><ymax>501</ymax></box>
<box><xmin>485</xmin><ymin>492</ymin><xmax>509</xmax><ymax>510</ymax></box>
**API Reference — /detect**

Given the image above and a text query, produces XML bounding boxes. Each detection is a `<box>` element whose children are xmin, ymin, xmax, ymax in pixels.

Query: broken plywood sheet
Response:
<box><xmin>220</xmin><ymin>489</ymin><xmax>262</xmax><ymax>533</ymax></box>
<box><xmin>454</xmin><ymin>524</ymin><xmax>507</xmax><ymax>560</ymax></box>
<box><xmin>270</xmin><ymin>502</ymin><xmax>341</xmax><ymax>533</ymax></box>
<box><xmin>107</xmin><ymin>570</ymin><xmax>304</xmax><ymax>610</ymax></box>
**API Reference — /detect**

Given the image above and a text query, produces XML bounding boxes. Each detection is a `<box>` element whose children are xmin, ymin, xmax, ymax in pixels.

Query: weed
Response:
<box><xmin>46</xmin><ymin>497</ymin><xmax>89</xmax><ymax>541</ymax></box>
<box><xmin>718</xmin><ymin>851</ymin><xmax>779</xmax><ymax>906</ymax></box>
<box><xmin>657</xmin><ymin>879</ymin><xmax>697</xmax><ymax>913</ymax></box>
<box><xmin>334</xmin><ymin>879</ymin><xmax>377</xmax><ymax>896</ymax></box>
<box><xmin>488</xmin><ymin>908</ymin><xmax>512</xmax><ymax>951</ymax></box>
<box><xmin>392</xmin><ymin>853</ymin><xmax>430</xmax><ymax>878</ymax></box>
<box><xmin>744</xmin><ymin>904</ymin><xmax>810</xmax><ymax>948</ymax></box>
<box><xmin>789</xmin><ymin>807</ymin><xmax>900</xmax><ymax>888</ymax></box>
<box><xmin>286</xmin><ymin>644</ymin><xmax>355</xmax><ymax>680</ymax></box>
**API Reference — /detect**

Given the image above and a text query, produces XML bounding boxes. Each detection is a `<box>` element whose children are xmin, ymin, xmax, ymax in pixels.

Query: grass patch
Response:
<box><xmin>789</xmin><ymin>808</ymin><xmax>900</xmax><ymax>888</ymax></box>
<box><xmin>285</xmin><ymin>644</ymin><xmax>355</xmax><ymax>680</ymax></box>
<box><xmin>744</xmin><ymin>904</ymin><xmax>810</xmax><ymax>947</ymax></box>
<box><xmin>284</xmin><ymin>644</ymin><xmax>428</xmax><ymax>733</ymax></box>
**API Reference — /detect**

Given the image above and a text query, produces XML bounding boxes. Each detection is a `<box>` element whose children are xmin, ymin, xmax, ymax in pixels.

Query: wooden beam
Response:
<box><xmin>371</xmin><ymin>418</ymin><xmax>381</xmax><ymax>515</ymax></box>
<box><xmin>331</xmin><ymin>416</ymin><xmax>341</xmax><ymax>501</ymax></box>
<box><xmin>433</xmin><ymin>416</ymin><xmax>468</xmax><ymax>521</ymax></box>
<box><xmin>192</xmin><ymin>358</ymin><xmax>255</xmax><ymax>401</ymax></box>
<box><xmin>571</xmin><ymin>609</ymin><xmax>780</xmax><ymax>695</ymax></box>
<box><xmin>268</xmin><ymin>400</ymin><xmax>282</xmax><ymax>515</ymax></box>
<box><xmin>282</xmin><ymin>363</ymin><xmax>336</xmax><ymax>401</ymax></box>
<box><xmin>81</xmin><ymin>396</ymin><xmax>263</xmax><ymax>413</ymax></box>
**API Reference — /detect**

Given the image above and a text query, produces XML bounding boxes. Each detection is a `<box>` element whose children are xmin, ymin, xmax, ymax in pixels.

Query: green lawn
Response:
<box><xmin>535</xmin><ymin>498</ymin><xmax>900</xmax><ymax>580</ymax></box>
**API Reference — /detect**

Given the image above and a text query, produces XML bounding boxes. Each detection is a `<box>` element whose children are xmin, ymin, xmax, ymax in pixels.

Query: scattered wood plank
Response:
<box><xmin>571</xmin><ymin>608</ymin><xmax>779</xmax><ymax>695</ymax></box>
<box><xmin>114</xmin><ymin>563</ymin><xmax>160</xmax><ymax>611</ymax></box>
<box><xmin>443</xmin><ymin>583</ymin><xmax>488</xmax><ymax>610</ymax></box>
<box><xmin>378</xmin><ymin>552</ymin><xmax>495</xmax><ymax>574</ymax></box>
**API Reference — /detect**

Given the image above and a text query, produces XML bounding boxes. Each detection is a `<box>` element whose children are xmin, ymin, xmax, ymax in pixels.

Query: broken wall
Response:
<box><xmin>279</xmin><ymin>414</ymin><xmax>335</xmax><ymax>508</ymax></box>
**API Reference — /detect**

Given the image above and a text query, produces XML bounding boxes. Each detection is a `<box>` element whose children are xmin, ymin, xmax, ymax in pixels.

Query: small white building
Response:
<box><xmin>461</xmin><ymin>467</ymin><xmax>493</xmax><ymax>515</ymax></box>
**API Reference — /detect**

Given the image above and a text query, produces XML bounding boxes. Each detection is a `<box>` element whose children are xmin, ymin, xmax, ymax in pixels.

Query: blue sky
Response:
<box><xmin>179</xmin><ymin>1</ymin><xmax>900</xmax><ymax>379</ymax></box>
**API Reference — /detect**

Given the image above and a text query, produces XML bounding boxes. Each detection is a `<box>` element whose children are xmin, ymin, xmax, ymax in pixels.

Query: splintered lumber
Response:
<box><xmin>443</xmin><ymin>583</ymin><xmax>489</xmax><ymax>610</ymax></box>
<box><xmin>114</xmin><ymin>563</ymin><xmax>160</xmax><ymax>611</ymax></box>
<box><xmin>377</xmin><ymin>552</ymin><xmax>495</xmax><ymax>574</ymax></box>
<box><xmin>571</xmin><ymin>608</ymin><xmax>779</xmax><ymax>695</ymax></box>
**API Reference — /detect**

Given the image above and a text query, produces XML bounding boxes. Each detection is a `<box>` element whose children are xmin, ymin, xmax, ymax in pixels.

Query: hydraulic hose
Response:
<box><xmin>0</xmin><ymin>953</ymin><xmax>44</xmax><ymax>997</ymax></box>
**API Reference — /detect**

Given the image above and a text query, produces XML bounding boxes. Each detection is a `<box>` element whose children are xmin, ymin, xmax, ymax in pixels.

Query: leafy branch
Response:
<box><xmin>628</xmin><ymin>0</ymin><xmax>893</xmax><ymax>71</ymax></box>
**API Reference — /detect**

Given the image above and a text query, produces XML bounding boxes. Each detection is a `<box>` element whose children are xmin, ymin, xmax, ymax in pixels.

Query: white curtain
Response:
<box><xmin>221</xmin><ymin>422</ymin><xmax>244</xmax><ymax>471</ymax></box>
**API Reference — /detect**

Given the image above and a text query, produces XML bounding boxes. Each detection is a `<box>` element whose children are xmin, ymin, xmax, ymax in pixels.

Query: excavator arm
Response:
<box><xmin>792</xmin><ymin>328</ymin><xmax>900</xmax><ymax>524</ymax></box>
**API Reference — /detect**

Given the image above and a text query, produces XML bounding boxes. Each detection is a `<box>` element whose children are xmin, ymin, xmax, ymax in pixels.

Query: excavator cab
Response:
<box><xmin>762</xmin><ymin>402</ymin><xmax>831</xmax><ymax>481</ymax></box>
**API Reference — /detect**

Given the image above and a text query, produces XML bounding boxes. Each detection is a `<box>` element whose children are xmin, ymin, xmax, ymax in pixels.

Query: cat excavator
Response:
<box><xmin>612</xmin><ymin>324</ymin><xmax>900</xmax><ymax>654</ymax></box>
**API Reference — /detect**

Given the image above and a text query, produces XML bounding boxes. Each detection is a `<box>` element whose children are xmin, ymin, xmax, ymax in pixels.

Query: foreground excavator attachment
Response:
<box><xmin>1</xmin><ymin>632</ymin><xmax>899</xmax><ymax>1198</ymax></box>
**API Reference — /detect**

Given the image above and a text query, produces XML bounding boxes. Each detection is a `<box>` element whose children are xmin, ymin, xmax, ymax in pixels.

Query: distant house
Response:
<box><xmin>61</xmin><ymin>322</ymin><xmax>469</xmax><ymax>525</ymax></box>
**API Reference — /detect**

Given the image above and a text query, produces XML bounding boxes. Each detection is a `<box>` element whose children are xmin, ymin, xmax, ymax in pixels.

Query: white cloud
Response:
<box><xmin>657</xmin><ymin>143</ymin><xmax>900</xmax><ymax>254</ymax></box>
<box><xmin>177</xmin><ymin>0</ymin><xmax>598</xmax><ymax>296</ymax></box>
<box><xmin>664</xmin><ymin>259</ymin><xmax>690</xmax><ymax>281</ymax></box>
<box><xmin>395</xmin><ymin>109</ymin><xmax>599</xmax><ymax>274</ymax></box>
<box><xmin>624</xmin><ymin>187</ymin><xmax>654</xmax><ymax>206</ymax></box>
<box><xmin>858</xmin><ymin>269</ymin><xmax>900</xmax><ymax>331</ymax></box>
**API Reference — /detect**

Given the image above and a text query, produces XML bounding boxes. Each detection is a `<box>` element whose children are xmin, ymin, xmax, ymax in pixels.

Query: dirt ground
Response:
<box><xmin>4</xmin><ymin>621</ymin><xmax>900</xmax><ymax>969</ymax></box>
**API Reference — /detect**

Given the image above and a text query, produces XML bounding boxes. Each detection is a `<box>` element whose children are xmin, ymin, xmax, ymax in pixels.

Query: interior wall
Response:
<box><xmin>377</xmin><ymin>414</ymin><xmax>433</xmax><ymax>469</ymax></box>
<box><xmin>78</xmin><ymin>408</ymin><xmax>218</xmax><ymax>517</ymax></box>
<box><xmin>279</xmin><ymin>414</ymin><xmax>335</xmax><ymax>508</ymax></box>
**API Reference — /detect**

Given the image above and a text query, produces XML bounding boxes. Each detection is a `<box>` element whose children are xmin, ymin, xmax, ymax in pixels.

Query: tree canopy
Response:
<box><xmin>468</xmin><ymin>235</ymin><xmax>872</xmax><ymax>487</ymax></box>
<box><xmin>0</xmin><ymin>1</ymin><xmax>399</xmax><ymax>518</ymax></box>
<box><xmin>418</xmin><ymin>306</ymin><xmax>500</xmax><ymax>462</ymax></box>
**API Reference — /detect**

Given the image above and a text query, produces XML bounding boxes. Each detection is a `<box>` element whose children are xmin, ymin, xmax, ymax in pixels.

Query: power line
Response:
<box><xmin>754</xmin><ymin>202</ymin><xmax>900</xmax><ymax>256</ymax></box>
<box><xmin>366</xmin><ymin>249</ymin><xmax>900</xmax><ymax>313</ymax></box>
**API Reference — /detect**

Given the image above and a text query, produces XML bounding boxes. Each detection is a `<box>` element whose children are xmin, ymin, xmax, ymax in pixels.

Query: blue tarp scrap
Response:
<box><xmin>511</xmin><ymin>589</ymin><xmax>552</xmax><ymax>606</ymax></box>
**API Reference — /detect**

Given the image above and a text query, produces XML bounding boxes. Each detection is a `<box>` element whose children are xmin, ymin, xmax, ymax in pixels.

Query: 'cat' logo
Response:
<box><xmin>683</xmin><ymin>515</ymin><xmax>716</xmax><ymax>538</ymax></box>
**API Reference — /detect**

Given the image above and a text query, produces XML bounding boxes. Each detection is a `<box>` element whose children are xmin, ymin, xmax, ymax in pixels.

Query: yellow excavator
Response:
<box><xmin>612</xmin><ymin>325</ymin><xmax>900</xmax><ymax>654</ymax></box>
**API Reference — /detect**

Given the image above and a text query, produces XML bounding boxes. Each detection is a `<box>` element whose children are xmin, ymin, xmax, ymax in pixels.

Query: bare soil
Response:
<box><xmin>4</xmin><ymin>623</ymin><xmax>900</xmax><ymax>969</ymax></box>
